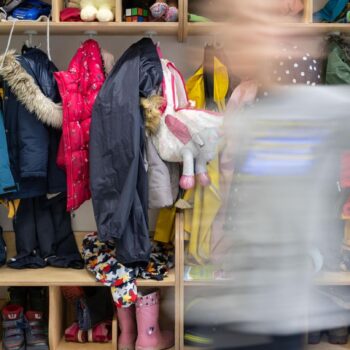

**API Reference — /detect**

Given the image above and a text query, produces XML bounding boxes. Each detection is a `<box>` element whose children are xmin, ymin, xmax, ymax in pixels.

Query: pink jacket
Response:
<box><xmin>55</xmin><ymin>39</ymin><xmax>105</xmax><ymax>211</ymax></box>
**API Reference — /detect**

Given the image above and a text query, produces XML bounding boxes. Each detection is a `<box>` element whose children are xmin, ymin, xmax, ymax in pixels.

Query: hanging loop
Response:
<box><xmin>0</xmin><ymin>19</ymin><xmax>17</xmax><ymax>69</ymax></box>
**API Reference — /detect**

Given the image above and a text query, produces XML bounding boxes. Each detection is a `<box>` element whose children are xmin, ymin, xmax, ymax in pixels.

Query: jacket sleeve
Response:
<box><xmin>90</xmin><ymin>55</ymin><xmax>141</xmax><ymax>240</ymax></box>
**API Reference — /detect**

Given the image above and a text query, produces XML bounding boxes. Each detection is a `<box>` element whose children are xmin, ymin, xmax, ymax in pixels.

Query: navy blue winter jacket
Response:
<box><xmin>0</xmin><ymin>48</ymin><xmax>66</xmax><ymax>199</ymax></box>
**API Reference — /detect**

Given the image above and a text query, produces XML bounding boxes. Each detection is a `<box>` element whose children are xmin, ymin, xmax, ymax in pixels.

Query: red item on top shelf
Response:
<box><xmin>60</xmin><ymin>8</ymin><xmax>81</xmax><ymax>21</ymax></box>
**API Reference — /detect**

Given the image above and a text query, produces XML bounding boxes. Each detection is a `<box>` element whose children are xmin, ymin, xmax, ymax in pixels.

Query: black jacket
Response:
<box><xmin>0</xmin><ymin>48</ymin><xmax>65</xmax><ymax>199</ymax></box>
<box><xmin>90</xmin><ymin>38</ymin><xmax>163</xmax><ymax>265</ymax></box>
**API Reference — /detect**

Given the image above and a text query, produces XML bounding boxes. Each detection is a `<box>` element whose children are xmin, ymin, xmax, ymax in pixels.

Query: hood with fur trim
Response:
<box><xmin>0</xmin><ymin>50</ymin><xmax>62</xmax><ymax>129</ymax></box>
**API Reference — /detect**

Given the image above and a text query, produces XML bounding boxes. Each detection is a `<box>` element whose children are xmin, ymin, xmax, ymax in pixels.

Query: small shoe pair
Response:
<box><xmin>65</xmin><ymin>321</ymin><xmax>112</xmax><ymax>343</ymax></box>
<box><xmin>117</xmin><ymin>290</ymin><xmax>174</xmax><ymax>350</ymax></box>
<box><xmin>308</xmin><ymin>327</ymin><xmax>349</xmax><ymax>345</ymax></box>
<box><xmin>2</xmin><ymin>304</ymin><xmax>48</xmax><ymax>350</ymax></box>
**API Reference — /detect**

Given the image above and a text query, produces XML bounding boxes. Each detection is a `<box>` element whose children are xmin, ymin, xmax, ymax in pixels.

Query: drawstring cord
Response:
<box><xmin>0</xmin><ymin>19</ymin><xmax>16</xmax><ymax>69</ymax></box>
<box><xmin>46</xmin><ymin>15</ymin><xmax>51</xmax><ymax>61</ymax></box>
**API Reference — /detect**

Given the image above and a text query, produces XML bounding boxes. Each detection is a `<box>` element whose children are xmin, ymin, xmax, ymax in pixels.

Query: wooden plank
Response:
<box><xmin>49</xmin><ymin>286</ymin><xmax>63</xmax><ymax>350</ymax></box>
<box><xmin>0</xmin><ymin>266</ymin><xmax>176</xmax><ymax>287</ymax></box>
<box><xmin>51</xmin><ymin>0</ymin><xmax>63</xmax><ymax>23</ymax></box>
<box><xmin>115</xmin><ymin>0</ymin><xmax>122</xmax><ymax>23</ymax></box>
<box><xmin>303</xmin><ymin>0</ymin><xmax>313</xmax><ymax>23</ymax></box>
<box><xmin>177</xmin><ymin>0</ymin><xmax>184</xmax><ymax>42</ymax></box>
<box><xmin>314</xmin><ymin>271</ymin><xmax>350</xmax><ymax>285</ymax></box>
<box><xmin>0</xmin><ymin>22</ymin><xmax>178</xmax><ymax>35</ymax></box>
<box><xmin>174</xmin><ymin>213</ymin><xmax>181</xmax><ymax>350</ymax></box>
<box><xmin>309</xmin><ymin>341</ymin><xmax>350</xmax><ymax>349</ymax></box>
<box><xmin>56</xmin><ymin>339</ymin><xmax>114</xmax><ymax>350</ymax></box>
<box><xmin>112</xmin><ymin>315</ymin><xmax>118</xmax><ymax>350</ymax></box>
<box><xmin>178</xmin><ymin>212</ymin><xmax>185</xmax><ymax>350</ymax></box>
<box><xmin>182</xmin><ymin>0</ymin><xmax>188</xmax><ymax>41</ymax></box>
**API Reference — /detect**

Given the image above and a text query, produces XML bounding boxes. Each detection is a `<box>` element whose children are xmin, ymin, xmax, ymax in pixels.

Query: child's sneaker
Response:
<box><xmin>25</xmin><ymin>310</ymin><xmax>48</xmax><ymax>350</ymax></box>
<box><xmin>2</xmin><ymin>304</ymin><xmax>26</xmax><ymax>350</ymax></box>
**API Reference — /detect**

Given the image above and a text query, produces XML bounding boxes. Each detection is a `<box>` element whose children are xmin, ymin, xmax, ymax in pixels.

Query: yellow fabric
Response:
<box><xmin>154</xmin><ymin>53</ymin><xmax>229</xmax><ymax>261</ymax></box>
<box><xmin>186</xmin><ymin>66</ymin><xmax>206</xmax><ymax>109</ymax></box>
<box><xmin>213</xmin><ymin>57</ymin><xmax>229</xmax><ymax>112</ymax></box>
<box><xmin>185</xmin><ymin>157</ymin><xmax>222</xmax><ymax>265</ymax></box>
<box><xmin>153</xmin><ymin>207</ymin><xmax>177</xmax><ymax>243</ymax></box>
<box><xmin>185</xmin><ymin>57</ymin><xmax>229</xmax><ymax>112</ymax></box>
<box><xmin>0</xmin><ymin>199</ymin><xmax>20</xmax><ymax>219</ymax></box>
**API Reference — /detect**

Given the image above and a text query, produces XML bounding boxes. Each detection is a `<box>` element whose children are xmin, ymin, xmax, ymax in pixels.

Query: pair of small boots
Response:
<box><xmin>117</xmin><ymin>290</ymin><xmax>174</xmax><ymax>350</ymax></box>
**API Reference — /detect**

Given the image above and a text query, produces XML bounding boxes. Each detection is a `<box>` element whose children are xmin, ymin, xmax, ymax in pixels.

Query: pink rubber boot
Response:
<box><xmin>117</xmin><ymin>305</ymin><xmax>137</xmax><ymax>350</ymax></box>
<box><xmin>135</xmin><ymin>291</ymin><xmax>174</xmax><ymax>350</ymax></box>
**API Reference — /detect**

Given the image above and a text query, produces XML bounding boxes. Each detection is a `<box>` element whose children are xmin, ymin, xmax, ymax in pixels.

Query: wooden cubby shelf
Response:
<box><xmin>309</xmin><ymin>341</ymin><xmax>350</xmax><ymax>349</ymax></box>
<box><xmin>0</xmin><ymin>21</ymin><xmax>179</xmax><ymax>35</ymax></box>
<box><xmin>0</xmin><ymin>266</ymin><xmax>176</xmax><ymax>287</ymax></box>
<box><xmin>314</xmin><ymin>272</ymin><xmax>350</xmax><ymax>286</ymax></box>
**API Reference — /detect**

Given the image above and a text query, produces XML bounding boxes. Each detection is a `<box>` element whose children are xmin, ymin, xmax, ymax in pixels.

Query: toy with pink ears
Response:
<box><xmin>141</xmin><ymin>58</ymin><xmax>224</xmax><ymax>190</ymax></box>
<box><xmin>150</xmin><ymin>0</ymin><xmax>178</xmax><ymax>22</ymax></box>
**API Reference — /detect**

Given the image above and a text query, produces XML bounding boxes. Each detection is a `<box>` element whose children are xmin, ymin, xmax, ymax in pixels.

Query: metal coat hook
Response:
<box><xmin>144</xmin><ymin>30</ymin><xmax>160</xmax><ymax>47</ymax></box>
<box><xmin>84</xmin><ymin>30</ymin><xmax>98</xmax><ymax>39</ymax></box>
<box><xmin>24</xmin><ymin>30</ymin><xmax>38</xmax><ymax>48</ymax></box>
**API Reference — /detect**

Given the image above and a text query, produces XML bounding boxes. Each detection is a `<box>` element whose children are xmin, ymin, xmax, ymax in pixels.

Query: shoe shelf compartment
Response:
<box><xmin>0</xmin><ymin>212</ymin><xmax>182</xmax><ymax>350</ymax></box>
<box><xmin>49</xmin><ymin>286</ymin><xmax>176</xmax><ymax>350</ymax></box>
<box><xmin>48</xmin><ymin>286</ymin><xmax>117</xmax><ymax>350</ymax></box>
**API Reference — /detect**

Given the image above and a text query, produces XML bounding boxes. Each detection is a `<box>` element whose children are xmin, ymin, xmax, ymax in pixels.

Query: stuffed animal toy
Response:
<box><xmin>150</xmin><ymin>0</ymin><xmax>178</xmax><ymax>22</ymax></box>
<box><xmin>141</xmin><ymin>59</ymin><xmax>223</xmax><ymax>190</ymax></box>
<box><xmin>80</xmin><ymin>0</ymin><xmax>114</xmax><ymax>22</ymax></box>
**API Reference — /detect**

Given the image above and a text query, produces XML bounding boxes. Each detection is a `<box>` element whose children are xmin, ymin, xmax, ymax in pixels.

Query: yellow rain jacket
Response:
<box><xmin>154</xmin><ymin>51</ymin><xmax>230</xmax><ymax>265</ymax></box>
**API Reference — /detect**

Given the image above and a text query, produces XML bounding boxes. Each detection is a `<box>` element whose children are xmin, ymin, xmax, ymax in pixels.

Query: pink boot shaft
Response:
<box><xmin>117</xmin><ymin>305</ymin><xmax>137</xmax><ymax>350</ymax></box>
<box><xmin>135</xmin><ymin>291</ymin><xmax>174</xmax><ymax>350</ymax></box>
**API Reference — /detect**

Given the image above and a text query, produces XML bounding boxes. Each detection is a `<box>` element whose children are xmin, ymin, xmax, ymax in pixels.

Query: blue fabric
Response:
<box><xmin>2</xmin><ymin>48</ymin><xmax>66</xmax><ymax>199</ymax></box>
<box><xmin>313</xmin><ymin>0</ymin><xmax>348</xmax><ymax>22</ymax></box>
<box><xmin>0</xmin><ymin>110</ymin><xmax>16</xmax><ymax>195</ymax></box>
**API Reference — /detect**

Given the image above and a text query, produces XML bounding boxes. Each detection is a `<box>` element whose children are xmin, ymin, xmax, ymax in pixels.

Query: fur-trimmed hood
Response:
<box><xmin>0</xmin><ymin>50</ymin><xmax>62</xmax><ymax>129</ymax></box>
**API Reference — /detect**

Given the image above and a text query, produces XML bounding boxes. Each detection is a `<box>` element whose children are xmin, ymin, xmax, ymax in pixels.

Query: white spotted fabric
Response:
<box><xmin>272</xmin><ymin>44</ymin><xmax>323</xmax><ymax>86</ymax></box>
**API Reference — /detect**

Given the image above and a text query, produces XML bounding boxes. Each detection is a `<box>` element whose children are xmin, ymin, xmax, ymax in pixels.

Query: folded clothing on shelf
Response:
<box><xmin>60</xmin><ymin>7</ymin><xmax>81</xmax><ymax>21</ymax></box>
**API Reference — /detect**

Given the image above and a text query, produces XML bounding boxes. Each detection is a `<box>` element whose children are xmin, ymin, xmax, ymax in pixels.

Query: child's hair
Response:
<box><xmin>140</xmin><ymin>95</ymin><xmax>165</xmax><ymax>134</ymax></box>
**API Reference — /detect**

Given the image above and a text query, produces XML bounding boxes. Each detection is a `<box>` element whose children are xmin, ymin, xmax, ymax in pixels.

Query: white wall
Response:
<box><xmin>0</xmin><ymin>34</ymin><xmax>209</xmax><ymax>231</ymax></box>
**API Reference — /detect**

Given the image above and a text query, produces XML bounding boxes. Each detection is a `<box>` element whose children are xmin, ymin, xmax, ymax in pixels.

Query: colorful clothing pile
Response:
<box><xmin>82</xmin><ymin>233</ymin><xmax>174</xmax><ymax>308</ymax></box>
